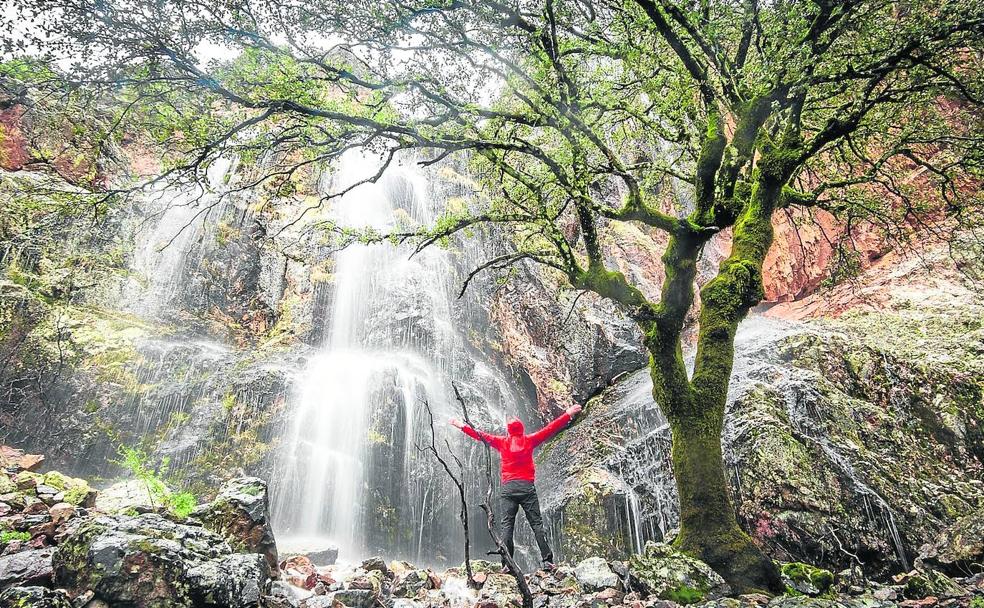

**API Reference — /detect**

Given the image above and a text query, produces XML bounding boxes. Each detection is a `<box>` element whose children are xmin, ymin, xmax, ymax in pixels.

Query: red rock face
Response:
<box><xmin>0</xmin><ymin>105</ymin><xmax>31</xmax><ymax>170</ymax></box>
<box><xmin>0</xmin><ymin>102</ymin><xmax>107</xmax><ymax>186</ymax></box>
<box><xmin>761</xmin><ymin>208</ymin><xmax>890</xmax><ymax>302</ymax></box>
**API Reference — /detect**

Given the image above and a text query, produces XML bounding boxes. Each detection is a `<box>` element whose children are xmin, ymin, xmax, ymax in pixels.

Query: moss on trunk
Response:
<box><xmin>666</xmin><ymin>414</ymin><xmax>783</xmax><ymax>594</ymax></box>
<box><xmin>640</xmin><ymin>149</ymin><xmax>800</xmax><ymax>594</ymax></box>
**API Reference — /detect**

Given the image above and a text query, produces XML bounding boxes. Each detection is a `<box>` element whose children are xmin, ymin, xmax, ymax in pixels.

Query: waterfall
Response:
<box><xmin>271</xmin><ymin>151</ymin><xmax>525</xmax><ymax>563</ymax></box>
<box><xmin>130</xmin><ymin>157</ymin><xmax>238</xmax><ymax>318</ymax></box>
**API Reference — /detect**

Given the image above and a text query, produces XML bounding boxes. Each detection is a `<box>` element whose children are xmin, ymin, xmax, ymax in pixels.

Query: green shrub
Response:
<box><xmin>0</xmin><ymin>530</ymin><xmax>31</xmax><ymax>544</ymax></box>
<box><xmin>114</xmin><ymin>444</ymin><xmax>197</xmax><ymax>518</ymax></box>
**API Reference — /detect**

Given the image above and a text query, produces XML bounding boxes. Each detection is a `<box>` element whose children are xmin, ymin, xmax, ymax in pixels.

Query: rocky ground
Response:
<box><xmin>3</xmin><ymin>446</ymin><xmax>983</xmax><ymax>608</ymax></box>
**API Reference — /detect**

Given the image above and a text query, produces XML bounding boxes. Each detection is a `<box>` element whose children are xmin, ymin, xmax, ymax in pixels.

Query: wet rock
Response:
<box><xmin>0</xmin><ymin>447</ymin><xmax>44</xmax><ymax>472</ymax></box>
<box><xmin>627</xmin><ymin>542</ymin><xmax>729</xmax><ymax>604</ymax></box>
<box><xmin>899</xmin><ymin>569</ymin><xmax>966</xmax><ymax>600</ymax></box>
<box><xmin>737</xmin><ymin>593</ymin><xmax>770</xmax><ymax>605</ymax></box>
<box><xmin>329</xmin><ymin>589</ymin><xmax>377</xmax><ymax>608</ymax></box>
<box><xmin>480</xmin><ymin>573</ymin><xmax>520</xmax><ymax>606</ymax></box>
<box><xmin>766</xmin><ymin>599</ymin><xmax>897</xmax><ymax>608</ymax></box>
<box><xmin>779</xmin><ymin>563</ymin><xmax>834</xmax><ymax>597</ymax></box>
<box><xmin>187</xmin><ymin>553</ymin><xmax>269</xmax><ymax>607</ymax></box>
<box><xmin>361</xmin><ymin>556</ymin><xmax>392</xmax><ymax>578</ymax></box>
<box><xmin>52</xmin><ymin>512</ymin><xmax>268</xmax><ymax>607</ymax></box>
<box><xmin>392</xmin><ymin>569</ymin><xmax>431</xmax><ymax>597</ymax></box>
<box><xmin>196</xmin><ymin>477</ymin><xmax>279</xmax><ymax>576</ymax></box>
<box><xmin>0</xmin><ymin>585</ymin><xmax>71</xmax><ymax>608</ymax></box>
<box><xmin>22</xmin><ymin>502</ymin><xmax>48</xmax><ymax>516</ymax></box>
<box><xmin>0</xmin><ymin>548</ymin><xmax>54</xmax><ymax>589</ymax></box>
<box><xmin>541</xmin><ymin>306</ymin><xmax>984</xmax><ymax>578</ymax></box>
<box><xmin>306</xmin><ymin>547</ymin><xmax>338</xmax><ymax>567</ymax></box>
<box><xmin>574</xmin><ymin>557</ymin><xmax>618</xmax><ymax>590</ymax></box>
<box><xmin>263</xmin><ymin>580</ymin><xmax>301</xmax><ymax>608</ymax></box>
<box><xmin>92</xmin><ymin>480</ymin><xmax>153</xmax><ymax>514</ymax></box>
<box><xmin>917</xmin><ymin>505</ymin><xmax>984</xmax><ymax>576</ymax></box>
<box><xmin>280</xmin><ymin>555</ymin><xmax>317</xmax><ymax>590</ymax></box>
<box><xmin>37</xmin><ymin>473</ymin><xmax>95</xmax><ymax>508</ymax></box>
<box><xmin>593</xmin><ymin>586</ymin><xmax>622</xmax><ymax>603</ymax></box>
<box><xmin>14</xmin><ymin>473</ymin><xmax>39</xmax><ymax>492</ymax></box>
<box><xmin>47</xmin><ymin>503</ymin><xmax>75</xmax><ymax>526</ymax></box>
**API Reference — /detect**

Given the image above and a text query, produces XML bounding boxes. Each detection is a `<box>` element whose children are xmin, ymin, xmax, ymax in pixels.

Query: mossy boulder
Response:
<box><xmin>0</xmin><ymin>585</ymin><xmax>72</xmax><ymax>608</ymax></box>
<box><xmin>38</xmin><ymin>472</ymin><xmax>94</xmax><ymax>507</ymax></box>
<box><xmin>901</xmin><ymin>569</ymin><xmax>966</xmax><ymax>600</ymax></box>
<box><xmin>480</xmin><ymin>572</ymin><xmax>521</xmax><ymax>607</ymax></box>
<box><xmin>0</xmin><ymin>475</ymin><xmax>15</xmax><ymax>496</ymax></box>
<box><xmin>627</xmin><ymin>541</ymin><xmax>730</xmax><ymax>604</ymax></box>
<box><xmin>918</xmin><ymin>504</ymin><xmax>984</xmax><ymax>576</ymax></box>
<box><xmin>779</xmin><ymin>562</ymin><xmax>834</xmax><ymax>596</ymax></box>
<box><xmin>194</xmin><ymin>477</ymin><xmax>278</xmax><ymax>577</ymax></box>
<box><xmin>52</xmin><ymin>513</ymin><xmax>269</xmax><ymax>607</ymax></box>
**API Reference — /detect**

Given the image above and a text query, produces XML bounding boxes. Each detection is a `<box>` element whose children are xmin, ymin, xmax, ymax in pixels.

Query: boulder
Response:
<box><xmin>280</xmin><ymin>555</ymin><xmax>317</xmax><ymax>590</ymax></box>
<box><xmin>0</xmin><ymin>585</ymin><xmax>71</xmax><ymax>608</ymax></box>
<box><xmin>187</xmin><ymin>553</ymin><xmax>268</xmax><ymax>607</ymax></box>
<box><xmin>52</xmin><ymin>513</ymin><xmax>269</xmax><ymax>607</ymax></box>
<box><xmin>305</xmin><ymin>547</ymin><xmax>338</xmax><ymax>566</ymax></box>
<box><xmin>899</xmin><ymin>569</ymin><xmax>966</xmax><ymax>600</ymax></box>
<box><xmin>329</xmin><ymin>589</ymin><xmax>376</xmax><ymax>608</ymax></box>
<box><xmin>280</xmin><ymin>542</ymin><xmax>338</xmax><ymax>567</ymax></box>
<box><xmin>263</xmin><ymin>580</ymin><xmax>301</xmax><ymax>608</ymax></box>
<box><xmin>917</xmin><ymin>505</ymin><xmax>984</xmax><ymax>576</ymax></box>
<box><xmin>47</xmin><ymin>504</ymin><xmax>75</xmax><ymax>526</ymax></box>
<box><xmin>767</xmin><ymin>599</ymin><xmax>896</xmax><ymax>608</ymax></box>
<box><xmin>195</xmin><ymin>477</ymin><xmax>278</xmax><ymax>576</ymax></box>
<box><xmin>627</xmin><ymin>542</ymin><xmax>730</xmax><ymax>604</ymax></box>
<box><xmin>0</xmin><ymin>548</ymin><xmax>54</xmax><ymax>589</ymax></box>
<box><xmin>360</xmin><ymin>556</ymin><xmax>391</xmax><ymax>578</ymax></box>
<box><xmin>573</xmin><ymin>557</ymin><xmax>618</xmax><ymax>590</ymax></box>
<box><xmin>0</xmin><ymin>447</ymin><xmax>44</xmax><ymax>472</ymax></box>
<box><xmin>480</xmin><ymin>573</ymin><xmax>521</xmax><ymax>606</ymax></box>
<box><xmin>779</xmin><ymin>562</ymin><xmax>834</xmax><ymax>596</ymax></box>
<box><xmin>93</xmin><ymin>480</ymin><xmax>154</xmax><ymax>513</ymax></box>
<box><xmin>392</xmin><ymin>569</ymin><xmax>432</xmax><ymax>597</ymax></box>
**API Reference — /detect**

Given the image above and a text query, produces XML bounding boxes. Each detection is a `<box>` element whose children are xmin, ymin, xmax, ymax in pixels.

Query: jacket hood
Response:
<box><xmin>506</xmin><ymin>417</ymin><xmax>525</xmax><ymax>436</ymax></box>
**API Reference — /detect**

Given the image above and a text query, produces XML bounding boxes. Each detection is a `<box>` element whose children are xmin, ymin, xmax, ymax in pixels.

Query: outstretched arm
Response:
<box><xmin>528</xmin><ymin>404</ymin><xmax>582</xmax><ymax>447</ymax></box>
<box><xmin>450</xmin><ymin>418</ymin><xmax>503</xmax><ymax>449</ymax></box>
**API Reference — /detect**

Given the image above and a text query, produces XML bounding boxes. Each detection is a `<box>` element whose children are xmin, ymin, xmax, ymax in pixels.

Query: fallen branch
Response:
<box><xmin>416</xmin><ymin>399</ymin><xmax>475</xmax><ymax>587</ymax></box>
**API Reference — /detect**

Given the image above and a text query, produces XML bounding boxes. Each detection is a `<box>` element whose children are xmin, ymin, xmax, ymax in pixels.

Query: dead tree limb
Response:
<box><xmin>452</xmin><ymin>383</ymin><xmax>534</xmax><ymax>608</ymax></box>
<box><xmin>416</xmin><ymin>398</ymin><xmax>475</xmax><ymax>586</ymax></box>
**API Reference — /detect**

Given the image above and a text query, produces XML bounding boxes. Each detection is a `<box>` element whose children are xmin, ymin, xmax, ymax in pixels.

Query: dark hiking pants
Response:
<box><xmin>499</xmin><ymin>479</ymin><xmax>553</xmax><ymax>563</ymax></box>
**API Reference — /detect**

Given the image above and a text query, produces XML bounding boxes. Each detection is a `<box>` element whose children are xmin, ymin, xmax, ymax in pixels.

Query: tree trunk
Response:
<box><xmin>666</xmin><ymin>410</ymin><xmax>783</xmax><ymax>594</ymax></box>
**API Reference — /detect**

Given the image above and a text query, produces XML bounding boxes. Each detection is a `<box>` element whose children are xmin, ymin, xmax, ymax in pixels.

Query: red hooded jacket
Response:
<box><xmin>460</xmin><ymin>413</ymin><xmax>572</xmax><ymax>483</ymax></box>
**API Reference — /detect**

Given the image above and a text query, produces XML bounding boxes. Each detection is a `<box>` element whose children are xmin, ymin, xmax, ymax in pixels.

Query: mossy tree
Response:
<box><xmin>6</xmin><ymin>0</ymin><xmax>983</xmax><ymax>592</ymax></box>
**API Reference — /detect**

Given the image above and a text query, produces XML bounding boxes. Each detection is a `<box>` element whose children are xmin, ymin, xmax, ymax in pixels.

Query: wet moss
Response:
<box><xmin>780</xmin><ymin>562</ymin><xmax>834</xmax><ymax>596</ymax></box>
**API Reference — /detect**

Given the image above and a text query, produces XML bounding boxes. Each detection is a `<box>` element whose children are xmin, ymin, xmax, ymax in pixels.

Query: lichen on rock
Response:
<box><xmin>628</xmin><ymin>541</ymin><xmax>731</xmax><ymax>604</ymax></box>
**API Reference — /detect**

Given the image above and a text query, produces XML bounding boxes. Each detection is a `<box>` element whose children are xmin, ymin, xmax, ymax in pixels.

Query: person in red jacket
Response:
<box><xmin>450</xmin><ymin>404</ymin><xmax>582</xmax><ymax>568</ymax></box>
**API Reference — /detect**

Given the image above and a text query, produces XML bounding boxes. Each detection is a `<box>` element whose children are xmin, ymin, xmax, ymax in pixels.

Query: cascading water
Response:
<box><xmin>91</xmin><ymin>156</ymin><xmax>290</xmax><ymax>477</ymax></box>
<box><xmin>130</xmin><ymin>157</ymin><xmax>238</xmax><ymax>319</ymax></box>
<box><xmin>271</xmin><ymin>151</ymin><xmax>527</xmax><ymax>563</ymax></box>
